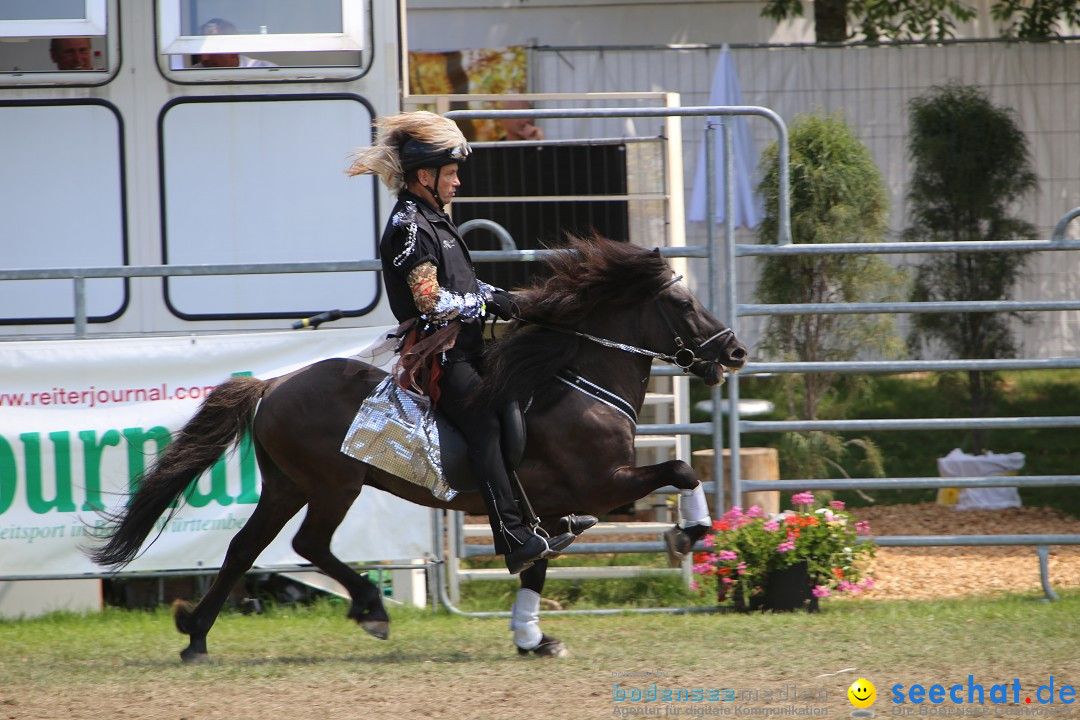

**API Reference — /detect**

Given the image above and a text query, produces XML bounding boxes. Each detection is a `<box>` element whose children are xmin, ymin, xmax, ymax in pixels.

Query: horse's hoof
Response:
<box><xmin>663</xmin><ymin>524</ymin><xmax>709</xmax><ymax>566</ymax></box>
<box><xmin>663</xmin><ymin>526</ymin><xmax>691</xmax><ymax>566</ymax></box>
<box><xmin>179</xmin><ymin>647</ymin><xmax>210</xmax><ymax>664</ymax></box>
<box><xmin>517</xmin><ymin>634</ymin><xmax>568</xmax><ymax>659</ymax></box>
<box><xmin>362</xmin><ymin>620</ymin><xmax>390</xmax><ymax>640</ymax></box>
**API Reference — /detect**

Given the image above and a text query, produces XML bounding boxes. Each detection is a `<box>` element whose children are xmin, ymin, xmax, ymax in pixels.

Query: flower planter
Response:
<box><xmin>731</xmin><ymin>561</ymin><xmax>820</xmax><ymax>613</ymax></box>
<box><xmin>696</xmin><ymin>493</ymin><xmax>875</xmax><ymax>610</ymax></box>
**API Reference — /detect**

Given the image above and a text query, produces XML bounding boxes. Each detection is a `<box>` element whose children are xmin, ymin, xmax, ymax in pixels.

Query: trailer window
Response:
<box><xmin>0</xmin><ymin>101</ymin><xmax>126</xmax><ymax>325</ymax></box>
<box><xmin>159</xmin><ymin>96</ymin><xmax>379</xmax><ymax>321</ymax></box>
<box><xmin>0</xmin><ymin>0</ymin><xmax>114</xmax><ymax>82</ymax></box>
<box><xmin>159</xmin><ymin>0</ymin><xmax>365</xmax><ymax>77</ymax></box>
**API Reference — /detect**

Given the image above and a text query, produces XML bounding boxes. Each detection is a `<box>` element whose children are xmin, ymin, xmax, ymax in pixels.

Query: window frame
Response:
<box><xmin>158</xmin><ymin>0</ymin><xmax>364</xmax><ymax>56</ymax></box>
<box><xmin>157</xmin><ymin>93</ymin><xmax>382</xmax><ymax>322</ymax></box>
<box><xmin>0</xmin><ymin>0</ymin><xmax>108</xmax><ymax>38</ymax></box>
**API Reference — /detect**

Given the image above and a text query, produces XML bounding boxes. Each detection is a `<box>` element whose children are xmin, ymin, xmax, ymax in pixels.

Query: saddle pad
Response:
<box><xmin>340</xmin><ymin>376</ymin><xmax>458</xmax><ymax>502</ymax></box>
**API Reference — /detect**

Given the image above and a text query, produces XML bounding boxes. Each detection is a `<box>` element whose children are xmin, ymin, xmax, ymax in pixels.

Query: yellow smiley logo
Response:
<box><xmin>848</xmin><ymin>678</ymin><xmax>876</xmax><ymax>709</ymax></box>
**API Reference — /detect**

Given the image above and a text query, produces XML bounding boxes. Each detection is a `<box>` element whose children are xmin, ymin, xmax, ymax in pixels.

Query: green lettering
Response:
<box><xmin>185</xmin><ymin>455</ymin><xmax>234</xmax><ymax>508</ymax></box>
<box><xmin>79</xmin><ymin>429</ymin><xmax>121</xmax><ymax>511</ymax></box>
<box><xmin>231</xmin><ymin>373</ymin><xmax>259</xmax><ymax>505</ymax></box>
<box><xmin>0</xmin><ymin>435</ymin><xmax>16</xmax><ymax>515</ymax></box>
<box><xmin>23</xmin><ymin>431</ymin><xmax>76</xmax><ymax>514</ymax></box>
<box><xmin>123</xmin><ymin>426</ymin><xmax>172</xmax><ymax>492</ymax></box>
<box><xmin>236</xmin><ymin>432</ymin><xmax>259</xmax><ymax>504</ymax></box>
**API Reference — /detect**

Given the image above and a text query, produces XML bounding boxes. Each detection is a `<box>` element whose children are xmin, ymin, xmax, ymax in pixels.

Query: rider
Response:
<box><xmin>348</xmin><ymin>111</ymin><xmax>589</xmax><ymax>574</ymax></box>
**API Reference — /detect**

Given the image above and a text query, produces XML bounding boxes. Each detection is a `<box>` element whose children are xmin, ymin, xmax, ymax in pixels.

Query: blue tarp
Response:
<box><xmin>688</xmin><ymin>45</ymin><xmax>763</xmax><ymax>229</ymax></box>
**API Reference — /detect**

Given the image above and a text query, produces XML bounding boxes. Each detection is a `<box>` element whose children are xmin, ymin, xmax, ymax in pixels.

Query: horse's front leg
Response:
<box><xmin>610</xmin><ymin>459</ymin><xmax>699</xmax><ymax>499</ymax></box>
<box><xmin>610</xmin><ymin>461</ymin><xmax>713</xmax><ymax>565</ymax></box>
<box><xmin>512</xmin><ymin>560</ymin><xmax>568</xmax><ymax>658</ymax></box>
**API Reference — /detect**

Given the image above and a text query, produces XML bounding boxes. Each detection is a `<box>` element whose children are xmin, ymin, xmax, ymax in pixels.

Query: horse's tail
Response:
<box><xmin>88</xmin><ymin>375</ymin><xmax>269</xmax><ymax>570</ymax></box>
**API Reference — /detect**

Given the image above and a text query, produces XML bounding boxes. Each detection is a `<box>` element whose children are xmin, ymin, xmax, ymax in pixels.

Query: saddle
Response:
<box><xmin>437</xmin><ymin>400</ymin><xmax>526</xmax><ymax>494</ymax></box>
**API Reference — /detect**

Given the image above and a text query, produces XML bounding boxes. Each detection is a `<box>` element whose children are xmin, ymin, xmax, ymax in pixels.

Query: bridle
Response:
<box><xmin>513</xmin><ymin>274</ymin><xmax>735</xmax><ymax>376</ymax></box>
<box><xmin>652</xmin><ymin>274</ymin><xmax>735</xmax><ymax>372</ymax></box>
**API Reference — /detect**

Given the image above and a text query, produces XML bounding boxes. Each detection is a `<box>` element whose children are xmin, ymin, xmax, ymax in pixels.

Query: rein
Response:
<box><xmin>511</xmin><ymin>274</ymin><xmax>734</xmax><ymax>374</ymax></box>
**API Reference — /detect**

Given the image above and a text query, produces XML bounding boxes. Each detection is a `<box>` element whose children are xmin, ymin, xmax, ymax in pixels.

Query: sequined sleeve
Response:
<box><xmin>407</xmin><ymin>262</ymin><xmax>487</xmax><ymax>325</ymax></box>
<box><xmin>476</xmin><ymin>280</ymin><xmax>503</xmax><ymax>301</ymax></box>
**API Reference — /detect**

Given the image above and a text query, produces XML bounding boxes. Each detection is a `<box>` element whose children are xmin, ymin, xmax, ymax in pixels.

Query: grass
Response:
<box><xmin>2</xmin><ymin>592</ymin><xmax>1079</xmax><ymax>718</ymax></box>
<box><xmin>693</xmin><ymin>369</ymin><xmax>1080</xmax><ymax>517</ymax></box>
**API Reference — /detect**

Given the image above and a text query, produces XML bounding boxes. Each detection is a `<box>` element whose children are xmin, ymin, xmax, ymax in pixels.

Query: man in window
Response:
<box><xmin>193</xmin><ymin>18</ymin><xmax>276</xmax><ymax>69</ymax></box>
<box><xmin>50</xmin><ymin>38</ymin><xmax>94</xmax><ymax>71</ymax></box>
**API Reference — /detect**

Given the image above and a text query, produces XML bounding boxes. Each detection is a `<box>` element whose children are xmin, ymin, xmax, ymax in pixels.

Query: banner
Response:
<box><xmin>0</xmin><ymin>328</ymin><xmax>433</xmax><ymax>578</ymax></box>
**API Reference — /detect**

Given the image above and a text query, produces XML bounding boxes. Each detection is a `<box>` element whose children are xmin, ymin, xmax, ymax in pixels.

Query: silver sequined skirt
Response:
<box><xmin>340</xmin><ymin>376</ymin><xmax>456</xmax><ymax>501</ymax></box>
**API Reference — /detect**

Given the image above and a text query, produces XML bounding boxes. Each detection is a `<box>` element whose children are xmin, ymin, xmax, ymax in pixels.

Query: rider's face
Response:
<box><xmin>420</xmin><ymin>163</ymin><xmax>460</xmax><ymax>208</ymax></box>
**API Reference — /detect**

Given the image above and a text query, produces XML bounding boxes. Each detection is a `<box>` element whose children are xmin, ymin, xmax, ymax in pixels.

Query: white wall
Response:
<box><xmin>407</xmin><ymin>0</ymin><xmax>813</xmax><ymax>50</ymax></box>
<box><xmin>405</xmin><ymin>0</ymin><xmax>1039</xmax><ymax>52</ymax></box>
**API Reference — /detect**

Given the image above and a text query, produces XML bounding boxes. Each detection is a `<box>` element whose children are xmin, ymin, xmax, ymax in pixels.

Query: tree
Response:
<box><xmin>904</xmin><ymin>83</ymin><xmax>1037</xmax><ymax>453</ymax></box>
<box><xmin>762</xmin><ymin>0</ymin><xmax>1080</xmax><ymax>43</ymax></box>
<box><xmin>756</xmin><ymin>112</ymin><xmax>906</xmax><ymax>479</ymax></box>
<box><xmin>761</xmin><ymin>0</ymin><xmax>976</xmax><ymax>42</ymax></box>
<box><xmin>993</xmin><ymin>0</ymin><xmax>1080</xmax><ymax>37</ymax></box>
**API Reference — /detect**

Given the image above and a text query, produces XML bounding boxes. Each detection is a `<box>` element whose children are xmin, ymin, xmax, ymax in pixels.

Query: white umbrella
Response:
<box><xmin>688</xmin><ymin>44</ymin><xmax>762</xmax><ymax>229</ymax></box>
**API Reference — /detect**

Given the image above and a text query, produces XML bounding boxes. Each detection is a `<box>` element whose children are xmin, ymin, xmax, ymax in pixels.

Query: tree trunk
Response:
<box><xmin>814</xmin><ymin>0</ymin><xmax>849</xmax><ymax>42</ymax></box>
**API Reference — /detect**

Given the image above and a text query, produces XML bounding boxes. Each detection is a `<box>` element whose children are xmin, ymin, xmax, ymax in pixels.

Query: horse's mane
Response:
<box><xmin>478</xmin><ymin>235</ymin><xmax>671</xmax><ymax>409</ymax></box>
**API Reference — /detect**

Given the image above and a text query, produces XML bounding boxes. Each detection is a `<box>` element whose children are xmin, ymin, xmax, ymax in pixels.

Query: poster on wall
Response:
<box><xmin>408</xmin><ymin>45</ymin><xmax>528</xmax><ymax>141</ymax></box>
<box><xmin>0</xmin><ymin>328</ymin><xmax>432</xmax><ymax>578</ymax></box>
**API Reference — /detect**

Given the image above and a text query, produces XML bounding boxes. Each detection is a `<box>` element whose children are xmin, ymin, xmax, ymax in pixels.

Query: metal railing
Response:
<box><xmin>719</xmin><ymin>205</ymin><xmax>1080</xmax><ymax>601</ymax></box>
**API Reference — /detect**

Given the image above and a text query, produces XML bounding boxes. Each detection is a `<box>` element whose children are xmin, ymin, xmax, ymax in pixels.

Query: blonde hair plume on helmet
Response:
<box><xmin>346</xmin><ymin>111</ymin><xmax>467</xmax><ymax>192</ymax></box>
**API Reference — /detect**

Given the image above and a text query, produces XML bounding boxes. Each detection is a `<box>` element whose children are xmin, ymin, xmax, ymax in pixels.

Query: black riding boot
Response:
<box><xmin>437</xmin><ymin>361</ymin><xmax>575</xmax><ymax>574</ymax></box>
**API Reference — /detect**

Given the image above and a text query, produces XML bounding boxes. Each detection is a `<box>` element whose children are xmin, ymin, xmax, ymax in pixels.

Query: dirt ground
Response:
<box><xmin>850</xmin><ymin>502</ymin><xmax>1080</xmax><ymax>600</ymax></box>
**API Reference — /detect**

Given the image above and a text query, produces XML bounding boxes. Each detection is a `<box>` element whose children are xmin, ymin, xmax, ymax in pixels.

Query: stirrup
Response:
<box><xmin>557</xmin><ymin>514</ymin><xmax>598</xmax><ymax>536</ymax></box>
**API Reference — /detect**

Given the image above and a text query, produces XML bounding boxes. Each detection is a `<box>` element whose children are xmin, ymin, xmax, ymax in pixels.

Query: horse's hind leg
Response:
<box><xmin>174</xmin><ymin>454</ymin><xmax>306</xmax><ymax>662</ymax></box>
<box><xmin>289</xmin><ymin>471</ymin><xmax>390</xmax><ymax>640</ymax></box>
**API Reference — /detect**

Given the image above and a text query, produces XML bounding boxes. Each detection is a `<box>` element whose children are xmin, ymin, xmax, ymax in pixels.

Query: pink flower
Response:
<box><xmin>860</xmin><ymin>577</ymin><xmax>875</xmax><ymax>590</ymax></box>
<box><xmin>763</xmin><ymin>520</ymin><xmax>780</xmax><ymax>532</ymax></box>
<box><xmin>736</xmin><ymin>562</ymin><xmax>746</xmax><ymax>575</ymax></box>
<box><xmin>776</xmin><ymin>534</ymin><xmax>796</xmax><ymax>553</ymax></box>
<box><xmin>855</xmin><ymin>521</ymin><xmax>872</xmax><ymax>535</ymax></box>
<box><xmin>746</xmin><ymin>505</ymin><xmax>764</xmax><ymax>518</ymax></box>
<box><xmin>792</xmin><ymin>491</ymin><xmax>815</xmax><ymax>506</ymax></box>
<box><xmin>812</xmin><ymin>585</ymin><xmax>831</xmax><ymax>598</ymax></box>
<box><xmin>716</xmin><ymin>550</ymin><xmax>738</xmax><ymax>561</ymax></box>
<box><xmin>721</xmin><ymin>577</ymin><xmax>734</xmax><ymax>585</ymax></box>
<box><xmin>690</xmin><ymin>580</ymin><xmax>700</xmax><ymax>591</ymax></box>
<box><xmin>829</xmin><ymin>500</ymin><xmax>846</xmax><ymax>510</ymax></box>
<box><xmin>838</xmin><ymin>580</ymin><xmax>856</xmax><ymax>593</ymax></box>
<box><xmin>702</xmin><ymin>535</ymin><xmax>715</xmax><ymax>548</ymax></box>
<box><xmin>723</xmin><ymin>506</ymin><xmax>744</xmax><ymax>521</ymax></box>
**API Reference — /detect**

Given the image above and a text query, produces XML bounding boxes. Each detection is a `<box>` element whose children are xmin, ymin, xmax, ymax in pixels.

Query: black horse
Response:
<box><xmin>89</xmin><ymin>236</ymin><xmax>747</xmax><ymax>661</ymax></box>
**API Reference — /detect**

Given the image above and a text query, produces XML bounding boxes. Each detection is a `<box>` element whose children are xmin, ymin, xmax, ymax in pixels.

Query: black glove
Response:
<box><xmin>487</xmin><ymin>290</ymin><xmax>518</xmax><ymax>321</ymax></box>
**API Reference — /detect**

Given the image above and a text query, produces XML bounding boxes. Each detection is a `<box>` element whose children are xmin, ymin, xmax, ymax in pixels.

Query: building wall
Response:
<box><xmin>406</xmin><ymin>0</ymin><xmax>1031</xmax><ymax>51</ymax></box>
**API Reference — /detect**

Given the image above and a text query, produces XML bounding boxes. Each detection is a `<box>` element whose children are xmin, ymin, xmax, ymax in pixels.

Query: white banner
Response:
<box><xmin>0</xmin><ymin>328</ymin><xmax>432</xmax><ymax>578</ymax></box>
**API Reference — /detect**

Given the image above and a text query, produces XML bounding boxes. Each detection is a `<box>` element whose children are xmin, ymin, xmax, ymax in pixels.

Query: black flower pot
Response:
<box><xmin>730</xmin><ymin>561</ymin><xmax>820</xmax><ymax>613</ymax></box>
<box><xmin>764</xmin><ymin>561</ymin><xmax>820</xmax><ymax>612</ymax></box>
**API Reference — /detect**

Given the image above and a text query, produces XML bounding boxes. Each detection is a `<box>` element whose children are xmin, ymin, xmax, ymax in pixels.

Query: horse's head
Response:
<box><xmin>645</xmin><ymin>272</ymin><xmax>747</xmax><ymax>385</ymax></box>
